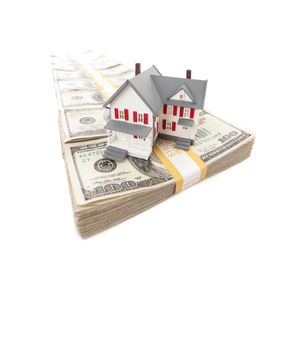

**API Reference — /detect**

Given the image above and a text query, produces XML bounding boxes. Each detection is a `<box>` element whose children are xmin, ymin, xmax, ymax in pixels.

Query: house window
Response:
<box><xmin>166</xmin><ymin>121</ymin><xmax>171</xmax><ymax>130</ymax></box>
<box><xmin>179</xmin><ymin>92</ymin><xmax>184</xmax><ymax>99</ymax></box>
<box><xmin>118</xmin><ymin>110</ymin><xmax>125</xmax><ymax>120</ymax></box>
<box><xmin>167</xmin><ymin>105</ymin><xmax>173</xmax><ymax>115</ymax></box>
<box><xmin>184</xmin><ymin>108</ymin><xmax>190</xmax><ymax>118</ymax></box>
<box><xmin>133</xmin><ymin>136</ymin><xmax>146</xmax><ymax>141</ymax></box>
<box><xmin>138</xmin><ymin>113</ymin><xmax>143</xmax><ymax>122</ymax></box>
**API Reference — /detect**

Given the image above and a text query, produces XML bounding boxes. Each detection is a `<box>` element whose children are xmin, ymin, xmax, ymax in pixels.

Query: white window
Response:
<box><xmin>118</xmin><ymin>110</ymin><xmax>125</xmax><ymax>119</ymax></box>
<box><xmin>137</xmin><ymin>113</ymin><xmax>143</xmax><ymax>122</ymax></box>
<box><xmin>167</xmin><ymin>105</ymin><xmax>173</xmax><ymax>115</ymax></box>
<box><xmin>166</xmin><ymin>121</ymin><xmax>171</xmax><ymax>130</ymax></box>
<box><xmin>183</xmin><ymin>108</ymin><xmax>190</xmax><ymax>118</ymax></box>
<box><xmin>133</xmin><ymin>135</ymin><xmax>146</xmax><ymax>141</ymax></box>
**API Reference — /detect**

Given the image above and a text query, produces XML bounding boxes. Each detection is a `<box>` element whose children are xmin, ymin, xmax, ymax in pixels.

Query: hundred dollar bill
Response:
<box><xmin>105</xmin><ymin>71</ymin><xmax>135</xmax><ymax>87</ymax></box>
<box><xmin>55</xmin><ymin>70</ymin><xmax>88</xmax><ymax>80</ymax></box>
<box><xmin>92</xmin><ymin>58</ymin><xmax>121</xmax><ymax>70</ymax></box>
<box><xmin>58</xmin><ymin>79</ymin><xmax>96</xmax><ymax>91</ymax></box>
<box><xmin>65</xmin><ymin>111</ymin><xmax>253</xmax><ymax>204</ymax></box>
<box><xmin>100</xmin><ymin>64</ymin><xmax>134</xmax><ymax>76</ymax></box>
<box><xmin>61</xmin><ymin>107</ymin><xmax>111</xmax><ymax>141</ymax></box>
<box><xmin>65</xmin><ymin>139</ymin><xmax>172</xmax><ymax>204</ymax></box>
<box><xmin>52</xmin><ymin>65</ymin><xmax>80</xmax><ymax>71</ymax></box>
<box><xmin>193</xmin><ymin>111</ymin><xmax>252</xmax><ymax>162</ymax></box>
<box><xmin>61</xmin><ymin>89</ymin><xmax>105</xmax><ymax>108</ymax></box>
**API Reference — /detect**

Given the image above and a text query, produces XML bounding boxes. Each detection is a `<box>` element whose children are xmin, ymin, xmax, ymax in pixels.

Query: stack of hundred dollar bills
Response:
<box><xmin>52</xmin><ymin>51</ymin><xmax>255</xmax><ymax>238</ymax></box>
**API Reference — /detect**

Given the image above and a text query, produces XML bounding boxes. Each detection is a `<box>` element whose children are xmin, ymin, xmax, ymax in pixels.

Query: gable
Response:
<box><xmin>169</xmin><ymin>88</ymin><xmax>193</xmax><ymax>102</ymax></box>
<box><xmin>110</xmin><ymin>83</ymin><xmax>152</xmax><ymax>115</ymax></box>
<box><xmin>104</xmin><ymin>66</ymin><xmax>163</xmax><ymax>114</ymax></box>
<box><xmin>151</xmin><ymin>75</ymin><xmax>207</xmax><ymax>110</ymax></box>
<box><xmin>129</xmin><ymin>66</ymin><xmax>163</xmax><ymax>113</ymax></box>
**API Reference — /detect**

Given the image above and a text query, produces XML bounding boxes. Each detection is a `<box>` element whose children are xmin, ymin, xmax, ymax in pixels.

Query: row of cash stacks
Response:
<box><xmin>52</xmin><ymin>51</ymin><xmax>255</xmax><ymax>237</ymax></box>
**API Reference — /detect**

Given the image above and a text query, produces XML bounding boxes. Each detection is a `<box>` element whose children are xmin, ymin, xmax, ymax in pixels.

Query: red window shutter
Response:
<box><xmin>163</xmin><ymin>104</ymin><xmax>167</xmax><ymax>114</ymax></box>
<box><xmin>190</xmin><ymin>108</ymin><xmax>195</xmax><ymax>119</ymax></box>
<box><xmin>172</xmin><ymin>122</ymin><xmax>176</xmax><ymax>131</ymax></box>
<box><xmin>179</xmin><ymin>106</ymin><xmax>184</xmax><ymax>117</ymax></box>
<box><xmin>162</xmin><ymin>119</ymin><xmax>166</xmax><ymax>130</ymax></box>
<box><xmin>133</xmin><ymin>111</ymin><xmax>137</xmax><ymax>122</ymax></box>
<box><xmin>114</xmin><ymin>108</ymin><xmax>119</xmax><ymax>119</ymax></box>
<box><xmin>173</xmin><ymin>106</ymin><xmax>177</xmax><ymax>116</ymax></box>
<box><xmin>124</xmin><ymin>109</ymin><xmax>129</xmax><ymax>120</ymax></box>
<box><xmin>144</xmin><ymin>113</ymin><xmax>148</xmax><ymax>124</ymax></box>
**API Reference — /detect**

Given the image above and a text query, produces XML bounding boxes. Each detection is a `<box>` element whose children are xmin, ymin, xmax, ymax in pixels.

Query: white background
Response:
<box><xmin>1</xmin><ymin>0</ymin><xmax>297</xmax><ymax>349</ymax></box>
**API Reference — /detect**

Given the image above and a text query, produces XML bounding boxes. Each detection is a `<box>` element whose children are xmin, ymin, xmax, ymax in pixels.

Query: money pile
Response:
<box><xmin>52</xmin><ymin>51</ymin><xmax>255</xmax><ymax>238</ymax></box>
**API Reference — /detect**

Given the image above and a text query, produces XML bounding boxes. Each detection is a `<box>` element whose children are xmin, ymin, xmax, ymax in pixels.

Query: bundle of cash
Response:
<box><xmin>52</xmin><ymin>51</ymin><xmax>255</xmax><ymax>238</ymax></box>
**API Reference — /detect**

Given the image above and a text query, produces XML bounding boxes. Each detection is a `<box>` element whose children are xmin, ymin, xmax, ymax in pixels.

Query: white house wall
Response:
<box><xmin>108</xmin><ymin>84</ymin><xmax>154</xmax><ymax>159</ymax></box>
<box><xmin>110</xmin><ymin>84</ymin><xmax>153</xmax><ymax>126</ymax></box>
<box><xmin>159</xmin><ymin>104</ymin><xmax>199</xmax><ymax>141</ymax></box>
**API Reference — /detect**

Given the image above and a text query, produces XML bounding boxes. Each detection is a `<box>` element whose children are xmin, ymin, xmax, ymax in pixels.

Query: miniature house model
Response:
<box><xmin>103</xmin><ymin>63</ymin><xmax>207</xmax><ymax>161</ymax></box>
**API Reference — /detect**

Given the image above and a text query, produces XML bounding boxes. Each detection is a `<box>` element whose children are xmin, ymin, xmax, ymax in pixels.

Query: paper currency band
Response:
<box><xmin>77</xmin><ymin>61</ymin><xmax>110</xmax><ymax>100</ymax></box>
<box><xmin>154</xmin><ymin>140</ymin><xmax>207</xmax><ymax>194</ymax></box>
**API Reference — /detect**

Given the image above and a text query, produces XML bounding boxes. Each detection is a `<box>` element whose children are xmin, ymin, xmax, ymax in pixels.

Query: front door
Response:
<box><xmin>113</xmin><ymin>131</ymin><xmax>129</xmax><ymax>149</ymax></box>
<box><xmin>178</xmin><ymin>125</ymin><xmax>191</xmax><ymax>139</ymax></box>
<box><xmin>117</xmin><ymin>131</ymin><xmax>127</xmax><ymax>142</ymax></box>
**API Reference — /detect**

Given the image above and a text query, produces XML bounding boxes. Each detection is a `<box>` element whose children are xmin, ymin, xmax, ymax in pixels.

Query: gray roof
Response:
<box><xmin>178</xmin><ymin>118</ymin><xmax>194</xmax><ymax>127</ymax></box>
<box><xmin>104</xmin><ymin>119</ymin><xmax>152</xmax><ymax>137</ymax></box>
<box><xmin>151</xmin><ymin>75</ymin><xmax>207</xmax><ymax>109</ymax></box>
<box><xmin>104</xmin><ymin>66</ymin><xmax>163</xmax><ymax>114</ymax></box>
<box><xmin>104</xmin><ymin>66</ymin><xmax>207</xmax><ymax>113</ymax></box>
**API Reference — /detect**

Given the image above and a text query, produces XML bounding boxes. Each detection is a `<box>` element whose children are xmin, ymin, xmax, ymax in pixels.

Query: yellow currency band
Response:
<box><xmin>154</xmin><ymin>144</ymin><xmax>207</xmax><ymax>194</ymax></box>
<box><xmin>186</xmin><ymin>149</ymin><xmax>208</xmax><ymax>181</ymax></box>
<box><xmin>77</xmin><ymin>61</ymin><xmax>110</xmax><ymax>100</ymax></box>
<box><xmin>154</xmin><ymin>144</ymin><xmax>184</xmax><ymax>193</ymax></box>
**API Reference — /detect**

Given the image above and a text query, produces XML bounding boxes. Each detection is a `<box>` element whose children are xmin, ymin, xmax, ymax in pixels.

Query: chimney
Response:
<box><xmin>135</xmin><ymin>63</ymin><xmax>141</xmax><ymax>76</ymax></box>
<box><xmin>186</xmin><ymin>69</ymin><xmax>192</xmax><ymax>79</ymax></box>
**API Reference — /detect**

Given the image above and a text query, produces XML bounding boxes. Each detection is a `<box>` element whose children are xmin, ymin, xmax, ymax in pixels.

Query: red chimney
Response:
<box><xmin>135</xmin><ymin>63</ymin><xmax>141</xmax><ymax>76</ymax></box>
<box><xmin>186</xmin><ymin>69</ymin><xmax>192</xmax><ymax>79</ymax></box>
